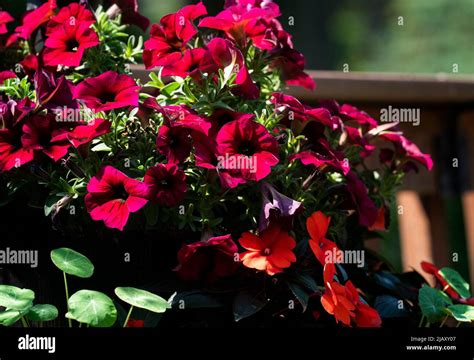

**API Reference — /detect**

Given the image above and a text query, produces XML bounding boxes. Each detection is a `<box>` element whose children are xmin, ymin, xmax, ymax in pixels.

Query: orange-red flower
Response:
<box><xmin>307</xmin><ymin>211</ymin><xmax>338</xmax><ymax>266</ymax></box>
<box><xmin>239</xmin><ymin>223</ymin><xmax>296</xmax><ymax>275</ymax></box>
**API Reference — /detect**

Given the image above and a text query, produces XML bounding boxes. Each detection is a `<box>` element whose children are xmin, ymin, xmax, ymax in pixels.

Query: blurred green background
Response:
<box><xmin>2</xmin><ymin>0</ymin><xmax>473</xmax><ymax>73</ymax></box>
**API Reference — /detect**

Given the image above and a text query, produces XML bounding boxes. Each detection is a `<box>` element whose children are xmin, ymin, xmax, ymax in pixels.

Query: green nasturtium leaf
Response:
<box><xmin>0</xmin><ymin>309</ymin><xmax>23</xmax><ymax>326</ymax></box>
<box><xmin>419</xmin><ymin>285</ymin><xmax>452</xmax><ymax>323</ymax></box>
<box><xmin>445</xmin><ymin>304</ymin><xmax>474</xmax><ymax>323</ymax></box>
<box><xmin>115</xmin><ymin>287</ymin><xmax>171</xmax><ymax>313</ymax></box>
<box><xmin>438</xmin><ymin>268</ymin><xmax>471</xmax><ymax>299</ymax></box>
<box><xmin>26</xmin><ymin>304</ymin><xmax>59</xmax><ymax>322</ymax></box>
<box><xmin>0</xmin><ymin>285</ymin><xmax>35</xmax><ymax>311</ymax></box>
<box><xmin>50</xmin><ymin>248</ymin><xmax>94</xmax><ymax>278</ymax></box>
<box><xmin>66</xmin><ymin>290</ymin><xmax>117</xmax><ymax>327</ymax></box>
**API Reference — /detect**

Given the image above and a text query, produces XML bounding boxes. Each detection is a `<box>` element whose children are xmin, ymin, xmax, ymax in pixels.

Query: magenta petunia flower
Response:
<box><xmin>0</xmin><ymin>10</ymin><xmax>14</xmax><ymax>35</ymax></box>
<box><xmin>85</xmin><ymin>166</ymin><xmax>149</xmax><ymax>231</ymax></box>
<box><xmin>103</xmin><ymin>0</ymin><xmax>150</xmax><ymax>31</ymax></box>
<box><xmin>67</xmin><ymin>118</ymin><xmax>112</xmax><ymax>148</ymax></box>
<box><xmin>160</xmin><ymin>48</ymin><xmax>214</xmax><ymax>80</ymax></box>
<box><xmin>47</xmin><ymin>3</ymin><xmax>95</xmax><ymax>32</ymax></box>
<box><xmin>175</xmin><ymin>234</ymin><xmax>239</xmax><ymax>282</ymax></box>
<box><xmin>73</xmin><ymin>71</ymin><xmax>140</xmax><ymax>112</ymax></box>
<box><xmin>21</xmin><ymin>114</ymin><xmax>71</xmax><ymax>162</ymax></box>
<box><xmin>216</xmin><ymin>117</ymin><xmax>279</xmax><ymax>182</ymax></box>
<box><xmin>144</xmin><ymin>163</ymin><xmax>186</xmax><ymax>206</ymax></box>
<box><xmin>143</xmin><ymin>3</ymin><xmax>207</xmax><ymax>69</ymax></box>
<box><xmin>0</xmin><ymin>70</ymin><xmax>16</xmax><ymax>85</ymax></box>
<box><xmin>10</xmin><ymin>0</ymin><xmax>57</xmax><ymax>41</ymax></box>
<box><xmin>270</xmin><ymin>48</ymin><xmax>316</xmax><ymax>90</ymax></box>
<box><xmin>345</xmin><ymin>171</ymin><xmax>378</xmax><ymax>228</ymax></box>
<box><xmin>43</xmin><ymin>21</ymin><xmax>99</xmax><ymax>67</ymax></box>
<box><xmin>35</xmin><ymin>70</ymin><xmax>78</xmax><ymax>110</ymax></box>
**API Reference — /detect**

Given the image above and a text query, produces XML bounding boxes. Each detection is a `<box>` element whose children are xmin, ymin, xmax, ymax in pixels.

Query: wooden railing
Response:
<box><xmin>132</xmin><ymin>65</ymin><xmax>474</xmax><ymax>287</ymax></box>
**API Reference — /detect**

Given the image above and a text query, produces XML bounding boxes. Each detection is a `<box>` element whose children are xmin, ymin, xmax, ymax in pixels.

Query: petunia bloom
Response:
<box><xmin>345</xmin><ymin>171</ymin><xmax>378</xmax><ymax>228</ymax></box>
<box><xmin>47</xmin><ymin>3</ymin><xmax>95</xmax><ymax>31</ymax></box>
<box><xmin>9</xmin><ymin>0</ymin><xmax>57</xmax><ymax>42</ymax></box>
<box><xmin>35</xmin><ymin>70</ymin><xmax>78</xmax><ymax>110</ymax></box>
<box><xmin>216</xmin><ymin>117</ymin><xmax>279</xmax><ymax>183</ymax></box>
<box><xmin>73</xmin><ymin>71</ymin><xmax>140</xmax><ymax>112</ymax></box>
<box><xmin>0</xmin><ymin>70</ymin><xmax>16</xmax><ymax>85</ymax></box>
<box><xmin>144</xmin><ymin>163</ymin><xmax>186</xmax><ymax>206</ymax></box>
<box><xmin>43</xmin><ymin>21</ymin><xmax>99</xmax><ymax>67</ymax></box>
<box><xmin>175</xmin><ymin>234</ymin><xmax>239</xmax><ymax>282</ymax></box>
<box><xmin>67</xmin><ymin>118</ymin><xmax>111</xmax><ymax>148</ymax></box>
<box><xmin>103</xmin><ymin>0</ymin><xmax>150</xmax><ymax>31</ymax></box>
<box><xmin>143</xmin><ymin>3</ymin><xmax>207</xmax><ymax>69</ymax></box>
<box><xmin>0</xmin><ymin>11</ymin><xmax>14</xmax><ymax>35</ymax></box>
<box><xmin>85</xmin><ymin>166</ymin><xmax>149</xmax><ymax>231</ymax></box>
<box><xmin>239</xmin><ymin>223</ymin><xmax>296</xmax><ymax>275</ymax></box>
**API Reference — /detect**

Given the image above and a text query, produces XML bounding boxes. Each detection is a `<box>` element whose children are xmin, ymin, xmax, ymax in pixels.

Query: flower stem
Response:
<box><xmin>20</xmin><ymin>317</ymin><xmax>28</xmax><ymax>328</ymax></box>
<box><xmin>439</xmin><ymin>315</ymin><xmax>448</xmax><ymax>327</ymax></box>
<box><xmin>418</xmin><ymin>315</ymin><xmax>425</xmax><ymax>327</ymax></box>
<box><xmin>63</xmin><ymin>272</ymin><xmax>72</xmax><ymax>328</ymax></box>
<box><xmin>123</xmin><ymin>305</ymin><xmax>134</xmax><ymax>328</ymax></box>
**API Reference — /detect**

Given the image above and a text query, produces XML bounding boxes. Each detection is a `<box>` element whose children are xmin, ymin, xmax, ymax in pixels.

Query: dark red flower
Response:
<box><xmin>290</xmin><ymin>138</ymin><xmax>350</xmax><ymax>175</ymax></box>
<box><xmin>339</xmin><ymin>104</ymin><xmax>378</xmax><ymax>129</ymax></box>
<box><xmin>143</xmin><ymin>3</ymin><xmax>207</xmax><ymax>69</ymax></box>
<box><xmin>19</xmin><ymin>54</ymin><xmax>40</xmax><ymax>79</ymax></box>
<box><xmin>208</xmin><ymin>108</ymin><xmax>254</xmax><ymax>136</ymax></box>
<box><xmin>85</xmin><ymin>166</ymin><xmax>149</xmax><ymax>231</ymax></box>
<box><xmin>47</xmin><ymin>3</ymin><xmax>95</xmax><ymax>31</ymax></box>
<box><xmin>175</xmin><ymin>234</ymin><xmax>239</xmax><ymax>282</ymax></box>
<box><xmin>67</xmin><ymin>118</ymin><xmax>111</xmax><ymax>148</ymax></box>
<box><xmin>9</xmin><ymin>0</ymin><xmax>57</xmax><ymax>42</ymax></box>
<box><xmin>0</xmin><ymin>70</ymin><xmax>16</xmax><ymax>85</ymax></box>
<box><xmin>161</xmin><ymin>48</ymin><xmax>213</xmax><ymax>79</ymax></box>
<box><xmin>35</xmin><ymin>70</ymin><xmax>78</xmax><ymax>110</ymax></box>
<box><xmin>344</xmin><ymin>126</ymin><xmax>375</xmax><ymax>158</ymax></box>
<box><xmin>43</xmin><ymin>21</ymin><xmax>99</xmax><ymax>67</ymax></box>
<box><xmin>0</xmin><ymin>11</ymin><xmax>14</xmax><ymax>35</ymax></box>
<box><xmin>126</xmin><ymin>319</ymin><xmax>145</xmax><ymax>328</ymax></box>
<box><xmin>379</xmin><ymin>132</ymin><xmax>433</xmax><ymax>171</ymax></box>
<box><xmin>216</xmin><ymin>117</ymin><xmax>279</xmax><ymax>183</ymax></box>
<box><xmin>345</xmin><ymin>171</ymin><xmax>378</xmax><ymax>228</ymax></box>
<box><xmin>21</xmin><ymin>114</ymin><xmax>70</xmax><ymax>162</ymax></box>
<box><xmin>73</xmin><ymin>71</ymin><xmax>140</xmax><ymax>112</ymax></box>
<box><xmin>144</xmin><ymin>164</ymin><xmax>186</xmax><ymax>206</ymax></box>
<box><xmin>104</xmin><ymin>0</ymin><xmax>150</xmax><ymax>31</ymax></box>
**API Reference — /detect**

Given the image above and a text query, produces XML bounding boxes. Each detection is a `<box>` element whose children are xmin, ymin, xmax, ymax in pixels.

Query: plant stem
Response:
<box><xmin>20</xmin><ymin>317</ymin><xmax>28</xmax><ymax>328</ymax></box>
<box><xmin>123</xmin><ymin>305</ymin><xmax>134</xmax><ymax>328</ymax></box>
<box><xmin>439</xmin><ymin>315</ymin><xmax>449</xmax><ymax>327</ymax></box>
<box><xmin>418</xmin><ymin>315</ymin><xmax>425</xmax><ymax>328</ymax></box>
<box><xmin>63</xmin><ymin>272</ymin><xmax>72</xmax><ymax>328</ymax></box>
<box><xmin>425</xmin><ymin>321</ymin><xmax>431</xmax><ymax>328</ymax></box>
<box><xmin>456</xmin><ymin>321</ymin><xmax>461</xmax><ymax>328</ymax></box>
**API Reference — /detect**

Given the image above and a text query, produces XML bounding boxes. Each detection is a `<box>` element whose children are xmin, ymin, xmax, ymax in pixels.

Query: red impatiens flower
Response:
<box><xmin>0</xmin><ymin>10</ymin><xmax>14</xmax><ymax>35</ymax></box>
<box><xmin>175</xmin><ymin>234</ymin><xmax>239</xmax><ymax>282</ymax></box>
<box><xmin>307</xmin><ymin>211</ymin><xmax>338</xmax><ymax>266</ymax></box>
<box><xmin>144</xmin><ymin>164</ymin><xmax>186</xmax><ymax>206</ymax></box>
<box><xmin>43</xmin><ymin>21</ymin><xmax>99</xmax><ymax>67</ymax></box>
<box><xmin>85</xmin><ymin>166</ymin><xmax>149</xmax><ymax>231</ymax></box>
<box><xmin>239</xmin><ymin>223</ymin><xmax>296</xmax><ymax>275</ymax></box>
<box><xmin>21</xmin><ymin>114</ymin><xmax>71</xmax><ymax>162</ymax></box>
<box><xmin>8</xmin><ymin>0</ymin><xmax>57</xmax><ymax>44</ymax></box>
<box><xmin>67</xmin><ymin>118</ymin><xmax>111</xmax><ymax>148</ymax></box>
<box><xmin>143</xmin><ymin>3</ymin><xmax>207</xmax><ymax>69</ymax></box>
<box><xmin>73</xmin><ymin>71</ymin><xmax>140</xmax><ymax>112</ymax></box>
<box><xmin>216</xmin><ymin>117</ymin><xmax>279</xmax><ymax>183</ymax></box>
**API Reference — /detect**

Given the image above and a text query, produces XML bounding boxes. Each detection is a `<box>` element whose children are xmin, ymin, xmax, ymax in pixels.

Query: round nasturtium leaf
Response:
<box><xmin>438</xmin><ymin>268</ymin><xmax>471</xmax><ymax>299</ymax></box>
<box><xmin>26</xmin><ymin>304</ymin><xmax>59</xmax><ymax>322</ymax></box>
<box><xmin>419</xmin><ymin>285</ymin><xmax>452</xmax><ymax>323</ymax></box>
<box><xmin>0</xmin><ymin>285</ymin><xmax>35</xmax><ymax>311</ymax></box>
<box><xmin>66</xmin><ymin>290</ymin><xmax>117</xmax><ymax>327</ymax></box>
<box><xmin>50</xmin><ymin>248</ymin><xmax>94</xmax><ymax>278</ymax></box>
<box><xmin>115</xmin><ymin>287</ymin><xmax>171</xmax><ymax>314</ymax></box>
<box><xmin>446</xmin><ymin>304</ymin><xmax>474</xmax><ymax>323</ymax></box>
<box><xmin>0</xmin><ymin>309</ymin><xmax>23</xmax><ymax>326</ymax></box>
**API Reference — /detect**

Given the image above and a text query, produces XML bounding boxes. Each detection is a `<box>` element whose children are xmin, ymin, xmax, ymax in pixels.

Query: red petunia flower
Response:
<box><xmin>43</xmin><ymin>21</ymin><xmax>99</xmax><ymax>67</ymax></box>
<box><xmin>47</xmin><ymin>3</ymin><xmax>95</xmax><ymax>31</ymax></box>
<box><xmin>8</xmin><ymin>0</ymin><xmax>57</xmax><ymax>43</ymax></box>
<box><xmin>175</xmin><ymin>234</ymin><xmax>239</xmax><ymax>282</ymax></box>
<box><xmin>35</xmin><ymin>70</ymin><xmax>78</xmax><ymax>110</ymax></box>
<box><xmin>144</xmin><ymin>163</ymin><xmax>186</xmax><ymax>206</ymax></box>
<box><xmin>21</xmin><ymin>114</ymin><xmax>71</xmax><ymax>162</ymax></box>
<box><xmin>239</xmin><ymin>223</ymin><xmax>296</xmax><ymax>276</ymax></box>
<box><xmin>160</xmin><ymin>48</ymin><xmax>213</xmax><ymax>80</ymax></box>
<box><xmin>0</xmin><ymin>70</ymin><xmax>16</xmax><ymax>85</ymax></box>
<box><xmin>345</xmin><ymin>171</ymin><xmax>378</xmax><ymax>228</ymax></box>
<box><xmin>73</xmin><ymin>71</ymin><xmax>140</xmax><ymax>112</ymax></box>
<box><xmin>344</xmin><ymin>126</ymin><xmax>375</xmax><ymax>158</ymax></box>
<box><xmin>143</xmin><ymin>3</ymin><xmax>207</xmax><ymax>69</ymax></box>
<box><xmin>67</xmin><ymin>118</ymin><xmax>111</xmax><ymax>148</ymax></box>
<box><xmin>0</xmin><ymin>11</ymin><xmax>14</xmax><ymax>35</ymax></box>
<box><xmin>85</xmin><ymin>166</ymin><xmax>149</xmax><ymax>231</ymax></box>
<box><xmin>104</xmin><ymin>0</ymin><xmax>150</xmax><ymax>31</ymax></box>
<box><xmin>216</xmin><ymin>117</ymin><xmax>279</xmax><ymax>183</ymax></box>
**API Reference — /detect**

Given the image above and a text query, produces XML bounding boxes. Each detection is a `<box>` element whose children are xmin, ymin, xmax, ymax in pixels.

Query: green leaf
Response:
<box><xmin>91</xmin><ymin>143</ymin><xmax>112</xmax><ymax>152</ymax></box>
<box><xmin>419</xmin><ymin>285</ymin><xmax>452</xmax><ymax>323</ymax></box>
<box><xmin>0</xmin><ymin>309</ymin><xmax>23</xmax><ymax>326</ymax></box>
<box><xmin>233</xmin><ymin>291</ymin><xmax>268</xmax><ymax>322</ymax></box>
<box><xmin>288</xmin><ymin>282</ymin><xmax>309</xmax><ymax>312</ymax></box>
<box><xmin>160</xmin><ymin>82</ymin><xmax>180</xmax><ymax>97</ymax></box>
<box><xmin>44</xmin><ymin>194</ymin><xmax>63</xmax><ymax>216</ymax></box>
<box><xmin>0</xmin><ymin>285</ymin><xmax>35</xmax><ymax>311</ymax></box>
<box><xmin>144</xmin><ymin>203</ymin><xmax>159</xmax><ymax>226</ymax></box>
<box><xmin>115</xmin><ymin>287</ymin><xmax>171</xmax><ymax>314</ymax></box>
<box><xmin>66</xmin><ymin>290</ymin><xmax>117</xmax><ymax>327</ymax></box>
<box><xmin>170</xmin><ymin>291</ymin><xmax>223</xmax><ymax>309</ymax></box>
<box><xmin>439</xmin><ymin>268</ymin><xmax>471</xmax><ymax>298</ymax></box>
<box><xmin>445</xmin><ymin>304</ymin><xmax>474</xmax><ymax>323</ymax></box>
<box><xmin>26</xmin><ymin>304</ymin><xmax>59</xmax><ymax>322</ymax></box>
<box><xmin>50</xmin><ymin>248</ymin><xmax>94</xmax><ymax>278</ymax></box>
<box><xmin>291</xmin><ymin>273</ymin><xmax>318</xmax><ymax>292</ymax></box>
